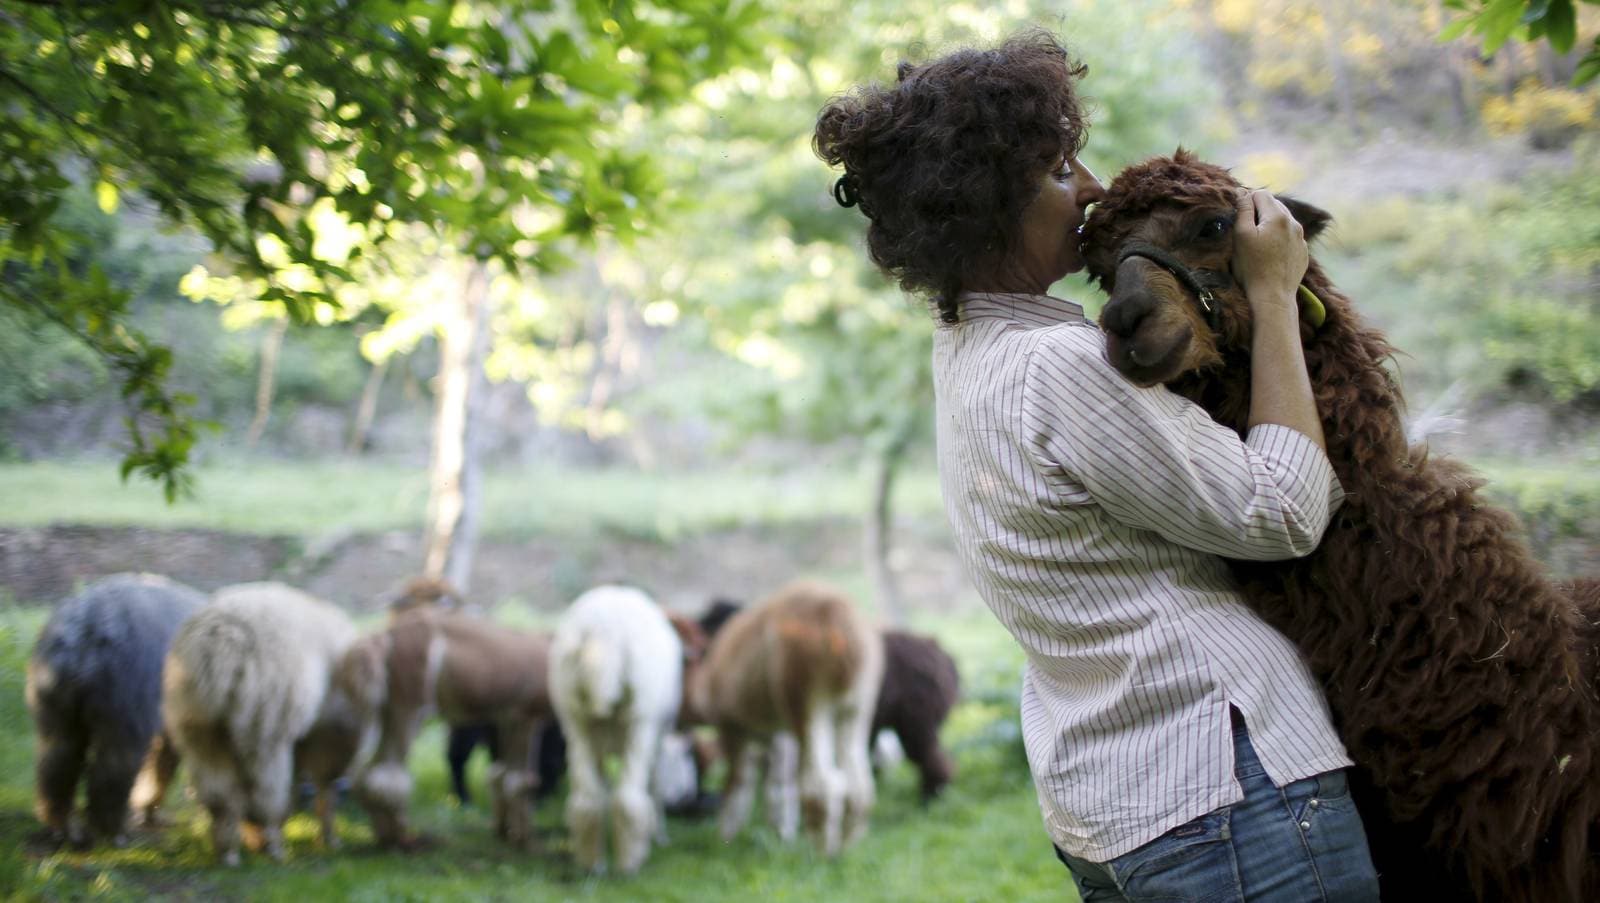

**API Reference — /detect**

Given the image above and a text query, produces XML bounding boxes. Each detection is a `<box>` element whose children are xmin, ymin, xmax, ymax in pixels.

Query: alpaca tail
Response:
<box><xmin>164</xmin><ymin>614</ymin><xmax>256</xmax><ymax>723</ymax></box>
<box><xmin>774</xmin><ymin>598</ymin><xmax>864</xmax><ymax>730</ymax></box>
<box><xmin>569</xmin><ymin>632</ymin><xmax>626</xmax><ymax>719</ymax></box>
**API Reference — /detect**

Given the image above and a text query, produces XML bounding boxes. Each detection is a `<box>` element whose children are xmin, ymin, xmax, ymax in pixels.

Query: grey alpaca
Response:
<box><xmin>26</xmin><ymin>573</ymin><xmax>207</xmax><ymax>846</ymax></box>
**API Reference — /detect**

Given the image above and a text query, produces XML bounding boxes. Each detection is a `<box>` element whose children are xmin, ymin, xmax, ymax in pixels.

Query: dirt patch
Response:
<box><xmin>0</xmin><ymin>521</ymin><xmax>975</xmax><ymax>616</ymax></box>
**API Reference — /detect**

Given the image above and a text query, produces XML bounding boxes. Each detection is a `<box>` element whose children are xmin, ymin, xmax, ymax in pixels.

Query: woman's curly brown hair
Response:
<box><xmin>813</xmin><ymin>30</ymin><xmax>1089</xmax><ymax>323</ymax></box>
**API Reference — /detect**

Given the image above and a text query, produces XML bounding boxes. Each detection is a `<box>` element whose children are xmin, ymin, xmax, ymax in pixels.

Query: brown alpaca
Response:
<box><xmin>343</xmin><ymin>609</ymin><xmax>553</xmax><ymax>849</ymax></box>
<box><xmin>688</xmin><ymin>581</ymin><xmax>885</xmax><ymax>856</ymax></box>
<box><xmin>1080</xmin><ymin>149</ymin><xmax>1600</xmax><ymax>902</ymax></box>
<box><xmin>874</xmin><ymin>631</ymin><xmax>960</xmax><ymax>801</ymax></box>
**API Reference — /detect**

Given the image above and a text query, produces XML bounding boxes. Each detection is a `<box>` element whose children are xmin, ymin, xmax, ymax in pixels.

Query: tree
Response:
<box><xmin>1443</xmin><ymin>0</ymin><xmax>1600</xmax><ymax>84</ymax></box>
<box><xmin>1</xmin><ymin>0</ymin><xmax>763</xmax><ymax>499</ymax></box>
<box><xmin>643</xmin><ymin>0</ymin><xmax>1218</xmax><ymax>620</ymax></box>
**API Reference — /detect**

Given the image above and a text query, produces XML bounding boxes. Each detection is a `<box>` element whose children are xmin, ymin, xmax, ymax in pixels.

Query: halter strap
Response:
<box><xmin>1116</xmin><ymin>241</ymin><xmax>1225</xmax><ymax>334</ymax></box>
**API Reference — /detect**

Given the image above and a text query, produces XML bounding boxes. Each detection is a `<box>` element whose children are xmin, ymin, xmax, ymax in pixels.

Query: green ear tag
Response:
<box><xmin>1297</xmin><ymin>284</ymin><xmax>1327</xmax><ymax>329</ymax></box>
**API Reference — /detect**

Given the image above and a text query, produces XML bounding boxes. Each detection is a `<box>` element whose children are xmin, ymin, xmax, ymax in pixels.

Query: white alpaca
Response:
<box><xmin>550</xmin><ymin>585</ymin><xmax>684</xmax><ymax>874</ymax></box>
<box><xmin>162</xmin><ymin>582</ymin><xmax>360</xmax><ymax>864</ymax></box>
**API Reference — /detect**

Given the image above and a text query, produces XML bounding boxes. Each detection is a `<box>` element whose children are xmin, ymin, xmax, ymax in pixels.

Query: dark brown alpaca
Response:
<box><xmin>1080</xmin><ymin>150</ymin><xmax>1600</xmax><ymax>903</ymax></box>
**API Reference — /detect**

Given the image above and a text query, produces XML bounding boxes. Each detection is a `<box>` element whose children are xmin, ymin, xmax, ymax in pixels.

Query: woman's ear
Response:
<box><xmin>1278</xmin><ymin>195</ymin><xmax>1333</xmax><ymax>242</ymax></box>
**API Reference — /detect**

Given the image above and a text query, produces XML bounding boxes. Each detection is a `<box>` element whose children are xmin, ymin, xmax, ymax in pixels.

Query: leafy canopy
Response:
<box><xmin>1443</xmin><ymin>0</ymin><xmax>1600</xmax><ymax>84</ymax></box>
<box><xmin>0</xmin><ymin>0</ymin><xmax>761</xmax><ymax>497</ymax></box>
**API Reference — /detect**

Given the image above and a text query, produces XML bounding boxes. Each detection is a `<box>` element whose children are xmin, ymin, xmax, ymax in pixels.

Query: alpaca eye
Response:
<box><xmin>1197</xmin><ymin>217</ymin><xmax>1230</xmax><ymax>239</ymax></box>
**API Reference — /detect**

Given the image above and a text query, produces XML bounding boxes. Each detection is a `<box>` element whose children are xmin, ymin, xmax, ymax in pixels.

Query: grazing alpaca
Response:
<box><xmin>446</xmin><ymin>721</ymin><xmax>567</xmax><ymax>807</ymax></box>
<box><xmin>26</xmin><ymin>574</ymin><xmax>207</xmax><ymax>846</ymax></box>
<box><xmin>874</xmin><ymin>631</ymin><xmax>960</xmax><ymax>801</ymax></box>
<box><xmin>689</xmin><ymin>581</ymin><xmax>884</xmax><ymax>857</ymax></box>
<box><xmin>699</xmin><ymin>601</ymin><xmax>961</xmax><ymax>803</ymax></box>
<box><xmin>343</xmin><ymin>610</ymin><xmax>552</xmax><ymax>848</ymax></box>
<box><xmin>550</xmin><ymin>585</ymin><xmax>688</xmax><ymax>873</ymax></box>
<box><xmin>1081</xmin><ymin>149</ymin><xmax>1600</xmax><ymax>902</ymax></box>
<box><xmin>162</xmin><ymin>582</ymin><xmax>361</xmax><ymax>864</ymax></box>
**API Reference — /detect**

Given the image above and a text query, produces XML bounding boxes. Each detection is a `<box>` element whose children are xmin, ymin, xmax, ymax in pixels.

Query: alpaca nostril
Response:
<box><xmin>1103</xmin><ymin>293</ymin><xmax>1154</xmax><ymax>339</ymax></box>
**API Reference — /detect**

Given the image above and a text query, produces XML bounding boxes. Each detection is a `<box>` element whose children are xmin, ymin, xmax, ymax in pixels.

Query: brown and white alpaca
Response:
<box><xmin>1081</xmin><ymin>149</ymin><xmax>1600</xmax><ymax>902</ymax></box>
<box><xmin>688</xmin><ymin>581</ymin><xmax>885</xmax><ymax>857</ymax></box>
<box><xmin>162</xmin><ymin>582</ymin><xmax>363</xmax><ymax>864</ymax></box>
<box><xmin>343</xmin><ymin>608</ymin><xmax>552</xmax><ymax>849</ymax></box>
<box><xmin>549</xmin><ymin>585</ymin><xmax>688</xmax><ymax>874</ymax></box>
<box><xmin>700</xmin><ymin>599</ymin><xmax>962</xmax><ymax>806</ymax></box>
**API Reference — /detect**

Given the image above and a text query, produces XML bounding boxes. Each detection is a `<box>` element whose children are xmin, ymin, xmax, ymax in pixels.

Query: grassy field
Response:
<box><xmin>0</xmin><ymin>458</ymin><xmax>948</xmax><ymax>542</ymax></box>
<box><xmin>0</xmin><ymin>453</ymin><xmax>1593</xmax><ymax>550</ymax></box>
<box><xmin>0</xmin><ymin>607</ymin><xmax>1074</xmax><ymax>903</ymax></box>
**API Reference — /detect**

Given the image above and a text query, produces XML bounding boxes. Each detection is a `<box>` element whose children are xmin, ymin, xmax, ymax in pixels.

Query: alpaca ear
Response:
<box><xmin>1279</xmin><ymin>195</ymin><xmax>1332</xmax><ymax>242</ymax></box>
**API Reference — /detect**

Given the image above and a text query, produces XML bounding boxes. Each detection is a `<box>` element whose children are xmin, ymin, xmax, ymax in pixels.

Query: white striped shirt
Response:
<box><xmin>933</xmin><ymin>291</ymin><xmax>1352</xmax><ymax>861</ymax></box>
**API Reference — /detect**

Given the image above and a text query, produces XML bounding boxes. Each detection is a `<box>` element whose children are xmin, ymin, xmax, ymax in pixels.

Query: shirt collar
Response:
<box><xmin>955</xmin><ymin>291</ymin><xmax>1087</xmax><ymax>328</ymax></box>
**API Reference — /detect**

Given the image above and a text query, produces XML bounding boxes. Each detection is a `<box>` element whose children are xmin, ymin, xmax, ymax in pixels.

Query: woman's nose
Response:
<box><xmin>1074</xmin><ymin>160</ymin><xmax>1107</xmax><ymax>205</ymax></box>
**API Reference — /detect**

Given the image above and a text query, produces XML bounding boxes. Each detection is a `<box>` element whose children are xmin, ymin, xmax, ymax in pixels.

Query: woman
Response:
<box><xmin>814</xmin><ymin>31</ymin><xmax>1379</xmax><ymax>901</ymax></box>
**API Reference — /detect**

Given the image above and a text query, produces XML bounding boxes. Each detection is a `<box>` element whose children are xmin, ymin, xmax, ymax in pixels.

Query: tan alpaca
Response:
<box><xmin>162</xmin><ymin>583</ymin><xmax>360</xmax><ymax>864</ymax></box>
<box><xmin>344</xmin><ymin>610</ymin><xmax>553</xmax><ymax>848</ymax></box>
<box><xmin>689</xmin><ymin>580</ymin><xmax>884</xmax><ymax>857</ymax></box>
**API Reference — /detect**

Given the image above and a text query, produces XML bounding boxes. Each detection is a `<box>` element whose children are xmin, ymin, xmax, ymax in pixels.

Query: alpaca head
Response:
<box><xmin>383</xmin><ymin>575</ymin><xmax>464</xmax><ymax>622</ymax></box>
<box><xmin>1081</xmin><ymin>149</ymin><xmax>1331</xmax><ymax>387</ymax></box>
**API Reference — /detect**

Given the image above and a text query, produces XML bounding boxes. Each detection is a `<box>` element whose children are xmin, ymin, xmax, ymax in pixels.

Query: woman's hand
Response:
<box><xmin>1236</xmin><ymin>189</ymin><xmax>1326</xmax><ymax>451</ymax></box>
<box><xmin>1233</xmin><ymin>189</ymin><xmax>1308</xmax><ymax>319</ymax></box>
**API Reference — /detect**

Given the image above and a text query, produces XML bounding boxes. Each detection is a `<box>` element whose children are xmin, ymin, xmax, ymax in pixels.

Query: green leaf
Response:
<box><xmin>1478</xmin><ymin>0</ymin><xmax>1529</xmax><ymax>54</ymax></box>
<box><xmin>95</xmin><ymin>180</ymin><xmax>120</xmax><ymax>215</ymax></box>
<box><xmin>1541</xmin><ymin>0</ymin><xmax>1577</xmax><ymax>53</ymax></box>
<box><xmin>1575</xmin><ymin>44</ymin><xmax>1600</xmax><ymax>85</ymax></box>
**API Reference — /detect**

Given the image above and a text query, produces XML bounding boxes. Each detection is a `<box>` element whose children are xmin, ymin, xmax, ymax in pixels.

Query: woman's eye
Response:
<box><xmin>1197</xmin><ymin>217</ymin><xmax>1230</xmax><ymax>239</ymax></box>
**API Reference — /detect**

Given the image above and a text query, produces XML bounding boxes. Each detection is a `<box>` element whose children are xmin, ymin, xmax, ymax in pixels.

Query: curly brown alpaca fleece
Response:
<box><xmin>1081</xmin><ymin>150</ymin><xmax>1600</xmax><ymax>903</ymax></box>
<box><xmin>874</xmin><ymin>631</ymin><xmax>959</xmax><ymax>801</ymax></box>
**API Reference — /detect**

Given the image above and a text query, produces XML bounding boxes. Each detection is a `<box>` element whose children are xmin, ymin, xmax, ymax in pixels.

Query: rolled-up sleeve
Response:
<box><xmin>1019</xmin><ymin>328</ymin><xmax>1344</xmax><ymax>560</ymax></box>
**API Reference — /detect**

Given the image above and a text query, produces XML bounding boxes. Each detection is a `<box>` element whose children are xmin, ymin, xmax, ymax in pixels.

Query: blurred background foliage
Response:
<box><xmin>0</xmin><ymin>2</ymin><xmax>1596</xmax><ymax>897</ymax></box>
<box><xmin>2</xmin><ymin>0</ymin><xmax>1597</xmax><ymax>567</ymax></box>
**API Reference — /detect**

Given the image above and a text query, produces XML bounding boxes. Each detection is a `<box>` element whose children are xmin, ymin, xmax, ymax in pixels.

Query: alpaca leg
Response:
<box><xmin>799</xmin><ymin>710</ymin><xmax>845</xmax><ymax>857</ymax></box>
<box><xmin>33</xmin><ymin>724</ymin><xmax>87</xmax><ymax>842</ymax></box>
<box><xmin>84</xmin><ymin>732</ymin><xmax>147</xmax><ymax>845</ymax></box>
<box><xmin>764</xmin><ymin>733</ymin><xmax>800</xmax><ymax>842</ymax></box>
<box><xmin>445</xmin><ymin>725</ymin><xmax>478</xmax><ymax>805</ymax></box>
<box><xmin>837</xmin><ymin>705</ymin><xmax>876</xmax><ymax>849</ymax></box>
<box><xmin>358</xmin><ymin>710</ymin><xmax>422</xmax><ymax>848</ymax></box>
<box><xmin>899</xmin><ymin>723</ymin><xmax>954</xmax><ymax>801</ymax></box>
<box><xmin>129</xmin><ymin>732</ymin><xmax>183</xmax><ymax>827</ymax></box>
<box><xmin>315</xmin><ymin>785</ymin><xmax>340</xmax><ymax>850</ymax></box>
<box><xmin>612</xmin><ymin>720</ymin><xmax>661</xmax><ymax>874</ymax></box>
<box><xmin>717</xmin><ymin>730</ymin><xmax>757</xmax><ymax>843</ymax></box>
<box><xmin>191</xmin><ymin>761</ymin><xmax>244</xmax><ymax>866</ymax></box>
<box><xmin>359</xmin><ymin>760</ymin><xmax>413</xmax><ymax>848</ymax></box>
<box><xmin>491</xmin><ymin>719</ymin><xmax>536</xmax><ymax>848</ymax></box>
<box><xmin>562</xmin><ymin>720</ymin><xmax>609</xmax><ymax>872</ymax></box>
<box><xmin>244</xmin><ymin>744</ymin><xmax>293</xmax><ymax>862</ymax></box>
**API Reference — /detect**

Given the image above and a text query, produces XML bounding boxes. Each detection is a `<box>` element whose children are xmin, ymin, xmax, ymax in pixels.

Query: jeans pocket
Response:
<box><xmin>1287</xmin><ymin>769</ymin><xmax>1356</xmax><ymax>832</ymax></box>
<box><xmin>1110</xmin><ymin>809</ymin><xmax>1242</xmax><ymax>903</ymax></box>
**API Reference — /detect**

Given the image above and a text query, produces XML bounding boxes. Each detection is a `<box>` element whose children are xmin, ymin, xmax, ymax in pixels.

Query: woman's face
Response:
<box><xmin>1014</xmin><ymin>155</ymin><xmax>1106</xmax><ymax>286</ymax></box>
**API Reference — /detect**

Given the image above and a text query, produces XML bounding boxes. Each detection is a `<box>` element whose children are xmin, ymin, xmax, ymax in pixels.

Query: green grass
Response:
<box><xmin>0</xmin><ymin>458</ymin><xmax>947</xmax><ymax>542</ymax></box>
<box><xmin>0</xmin><ymin>609</ymin><xmax>1073</xmax><ymax>903</ymax></box>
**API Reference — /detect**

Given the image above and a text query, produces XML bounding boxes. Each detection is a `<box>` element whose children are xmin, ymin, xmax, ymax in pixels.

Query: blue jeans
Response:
<box><xmin>1055</xmin><ymin>717</ymin><xmax>1379</xmax><ymax>902</ymax></box>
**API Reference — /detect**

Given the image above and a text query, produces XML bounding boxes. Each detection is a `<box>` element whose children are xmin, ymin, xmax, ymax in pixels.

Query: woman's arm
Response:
<box><xmin>1234</xmin><ymin>188</ymin><xmax>1326</xmax><ymax>451</ymax></box>
<box><xmin>1021</xmin><ymin>328</ymin><xmax>1341</xmax><ymax>561</ymax></box>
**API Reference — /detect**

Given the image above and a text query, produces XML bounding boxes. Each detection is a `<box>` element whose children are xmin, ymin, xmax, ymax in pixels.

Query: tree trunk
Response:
<box><xmin>1317</xmin><ymin>0</ymin><xmax>1361</xmax><ymax>139</ymax></box>
<box><xmin>346</xmin><ymin>355</ymin><xmax>389</xmax><ymax>455</ymax></box>
<box><xmin>423</xmin><ymin>261</ymin><xmax>492</xmax><ymax>593</ymax></box>
<box><xmin>864</xmin><ymin>424</ymin><xmax>915</xmax><ymax>627</ymax></box>
<box><xmin>245</xmin><ymin>317</ymin><xmax>288</xmax><ymax>447</ymax></box>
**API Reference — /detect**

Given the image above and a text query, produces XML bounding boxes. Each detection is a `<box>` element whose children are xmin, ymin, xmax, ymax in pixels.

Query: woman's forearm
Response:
<box><xmin>1247</xmin><ymin>301</ymin><xmax>1326</xmax><ymax>450</ymax></box>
